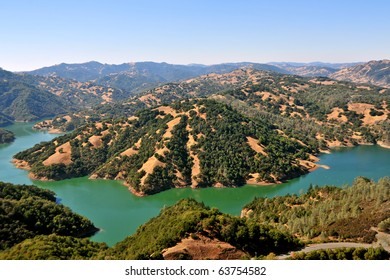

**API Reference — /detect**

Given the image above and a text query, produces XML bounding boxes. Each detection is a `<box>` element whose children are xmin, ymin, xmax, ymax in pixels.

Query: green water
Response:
<box><xmin>1</xmin><ymin>122</ymin><xmax>390</xmax><ymax>246</ymax></box>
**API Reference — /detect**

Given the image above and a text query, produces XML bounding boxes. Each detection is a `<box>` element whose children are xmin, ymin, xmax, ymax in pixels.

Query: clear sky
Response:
<box><xmin>0</xmin><ymin>0</ymin><xmax>389</xmax><ymax>71</ymax></box>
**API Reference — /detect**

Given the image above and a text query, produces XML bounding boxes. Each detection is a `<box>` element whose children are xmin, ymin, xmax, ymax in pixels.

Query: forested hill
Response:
<box><xmin>14</xmin><ymin>99</ymin><xmax>315</xmax><ymax>195</ymax></box>
<box><xmin>106</xmin><ymin>199</ymin><xmax>301</xmax><ymax>259</ymax></box>
<box><xmin>212</xmin><ymin>73</ymin><xmax>390</xmax><ymax>148</ymax></box>
<box><xmin>0</xmin><ymin>181</ymin><xmax>98</xmax><ymax>251</ymax></box>
<box><xmin>0</xmin><ymin>128</ymin><xmax>15</xmax><ymax>144</ymax></box>
<box><xmin>134</xmin><ymin>68</ymin><xmax>390</xmax><ymax>147</ymax></box>
<box><xmin>12</xmin><ymin>68</ymin><xmax>390</xmax><ymax>195</ymax></box>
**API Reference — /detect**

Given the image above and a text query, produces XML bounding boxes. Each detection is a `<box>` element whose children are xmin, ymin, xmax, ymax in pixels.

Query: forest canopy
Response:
<box><xmin>0</xmin><ymin>182</ymin><xmax>98</xmax><ymax>250</ymax></box>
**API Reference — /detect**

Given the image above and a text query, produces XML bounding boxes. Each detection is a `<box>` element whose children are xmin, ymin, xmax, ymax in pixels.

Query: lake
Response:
<box><xmin>1</xmin><ymin>122</ymin><xmax>390</xmax><ymax>246</ymax></box>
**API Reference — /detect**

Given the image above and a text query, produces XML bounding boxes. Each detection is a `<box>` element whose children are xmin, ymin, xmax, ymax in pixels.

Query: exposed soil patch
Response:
<box><xmin>162</xmin><ymin>234</ymin><xmax>247</xmax><ymax>260</ymax></box>
<box><xmin>11</xmin><ymin>159</ymin><xmax>31</xmax><ymax>170</ymax></box>
<box><xmin>327</xmin><ymin>107</ymin><xmax>347</xmax><ymax>123</ymax></box>
<box><xmin>163</xmin><ymin>117</ymin><xmax>181</xmax><ymax>139</ymax></box>
<box><xmin>154</xmin><ymin>106</ymin><xmax>179</xmax><ymax>117</ymax></box>
<box><xmin>120</xmin><ymin>139</ymin><xmax>142</xmax><ymax>157</ymax></box>
<box><xmin>186</xmin><ymin>133</ymin><xmax>200</xmax><ymax>187</ymax></box>
<box><xmin>246</xmin><ymin>136</ymin><xmax>267</xmax><ymax>156</ymax></box>
<box><xmin>139</xmin><ymin>156</ymin><xmax>166</xmax><ymax>185</ymax></box>
<box><xmin>42</xmin><ymin>142</ymin><xmax>72</xmax><ymax>166</ymax></box>
<box><xmin>348</xmin><ymin>103</ymin><xmax>388</xmax><ymax>125</ymax></box>
<box><xmin>246</xmin><ymin>173</ymin><xmax>275</xmax><ymax>185</ymax></box>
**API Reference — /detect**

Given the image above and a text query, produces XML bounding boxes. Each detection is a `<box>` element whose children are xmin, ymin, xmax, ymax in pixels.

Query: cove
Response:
<box><xmin>1</xmin><ymin>122</ymin><xmax>390</xmax><ymax>246</ymax></box>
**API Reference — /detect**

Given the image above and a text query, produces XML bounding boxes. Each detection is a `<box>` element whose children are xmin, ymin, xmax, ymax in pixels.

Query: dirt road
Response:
<box><xmin>278</xmin><ymin>242</ymin><xmax>376</xmax><ymax>259</ymax></box>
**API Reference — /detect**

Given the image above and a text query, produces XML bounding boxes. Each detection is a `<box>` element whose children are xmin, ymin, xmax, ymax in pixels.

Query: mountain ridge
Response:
<box><xmin>23</xmin><ymin>59</ymin><xmax>390</xmax><ymax>92</ymax></box>
<box><xmin>25</xmin><ymin>61</ymin><xmax>288</xmax><ymax>94</ymax></box>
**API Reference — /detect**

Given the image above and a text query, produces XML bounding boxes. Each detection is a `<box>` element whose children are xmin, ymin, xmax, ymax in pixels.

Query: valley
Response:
<box><xmin>13</xmin><ymin>67</ymin><xmax>390</xmax><ymax>197</ymax></box>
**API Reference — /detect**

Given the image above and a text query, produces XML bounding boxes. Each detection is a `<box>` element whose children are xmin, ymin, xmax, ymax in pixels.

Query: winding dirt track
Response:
<box><xmin>278</xmin><ymin>228</ymin><xmax>390</xmax><ymax>259</ymax></box>
<box><xmin>278</xmin><ymin>242</ymin><xmax>375</xmax><ymax>260</ymax></box>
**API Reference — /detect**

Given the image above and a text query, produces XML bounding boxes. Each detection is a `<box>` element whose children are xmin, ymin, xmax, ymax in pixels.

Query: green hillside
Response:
<box><xmin>0</xmin><ymin>69</ymin><xmax>73</xmax><ymax>122</ymax></box>
<box><xmin>242</xmin><ymin>177</ymin><xmax>390</xmax><ymax>243</ymax></box>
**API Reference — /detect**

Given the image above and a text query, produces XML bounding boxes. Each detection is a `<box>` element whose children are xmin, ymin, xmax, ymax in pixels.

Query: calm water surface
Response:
<box><xmin>1</xmin><ymin>122</ymin><xmax>389</xmax><ymax>246</ymax></box>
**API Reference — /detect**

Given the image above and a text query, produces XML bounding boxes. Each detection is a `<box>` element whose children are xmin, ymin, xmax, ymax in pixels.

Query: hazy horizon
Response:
<box><xmin>1</xmin><ymin>0</ymin><xmax>389</xmax><ymax>71</ymax></box>
<box><xmin>1</xmin><ymin>59</ymin><xmax>370</xmax><ymax>73</ymax></box>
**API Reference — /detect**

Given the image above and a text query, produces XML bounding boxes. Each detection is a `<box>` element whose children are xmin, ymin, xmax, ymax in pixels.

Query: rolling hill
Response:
<box><xmin>32</xmin><ymin>68</ymin><xmax>271</xmax><ymax>131</ymax></box>
<box><xmin>14</xmin><ymin>99</ymin><xmax>313</xmax><ymax>195</ymax></box>
<box><xmin>105</xmin><ymin>198</ymin><xmax>301</xmax><ymax>259</ymax></box>
<box><xmin>269</xmin><ymin>61</ymin><xmax>361</xmax><ymax>69</ymax></box>
<box><xmin>36</xmin><ymin>68</ymin><xmax>390</xmax><ymax>145</ymax></box>
<box><xmin>19</xmin><ymin>74</ymin><xmax>129</xmax><ymax>104</ymax></box>
<box><xmin>0</xmin><ymin>67</ymin><xmax>134</xmax><ymax>126</ymax></box>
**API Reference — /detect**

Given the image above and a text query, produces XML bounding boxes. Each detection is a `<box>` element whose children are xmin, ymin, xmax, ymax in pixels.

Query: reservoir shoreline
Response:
<box><xmin>1</xmin><ymin>122</ymin><xmax>390</xmax><ymax>246</ymax></box>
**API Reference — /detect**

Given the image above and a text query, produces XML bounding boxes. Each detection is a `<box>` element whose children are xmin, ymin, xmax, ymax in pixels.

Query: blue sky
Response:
<box><xmin>0</xmin><ymin>0</ymin><xmax>389</xmax><ymax>71</ymax></box>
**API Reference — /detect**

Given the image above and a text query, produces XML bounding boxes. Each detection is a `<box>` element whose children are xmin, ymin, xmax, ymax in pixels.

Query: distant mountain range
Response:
<box><xmin>25</xmin><ymin>60</ymin><xmax>390</xmax><ymax>89</ymax></box>
<box><xmin>269</xmin><ymin>64</ymin><xmax>338</xmax><ymax>77</ymax></box>
<box><xmin>269</xmin><ymin>61</ymin><xmax>361</xmax><ymax>69</ymax></box>
<box><xmin>330</xmin><ymin>60</ymin><xmax>390</xmax><ymax>88</ymax></box>
<box><xmin>269</xmin><ymin>60</ymin><xmax>390</xmax><ymax>88</ymax></box>
<box><xmin>25</xmin><ymin>61</ymin><xmax>288</xmax><ymax>93</ymax></box>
